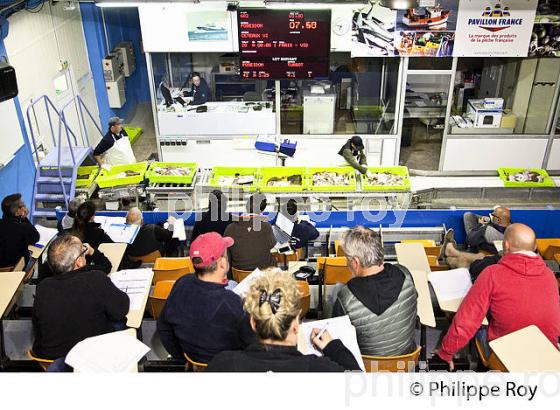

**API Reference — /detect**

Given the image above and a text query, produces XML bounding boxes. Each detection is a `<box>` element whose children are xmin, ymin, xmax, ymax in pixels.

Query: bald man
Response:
<box><xmin>436</xmin><ymin>223</ymin><xmax>560</xmax><ymax>370</ymax></box>
<box><xmin>462</xmin><ymin>206</ymin><xmax>511</xmax><ymax>253</ymax></box>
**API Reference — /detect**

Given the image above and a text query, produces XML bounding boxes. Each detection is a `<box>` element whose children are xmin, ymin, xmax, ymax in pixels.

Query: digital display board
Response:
<box><xmin>238</xmin><ymin>9</ymin><xmax>331</xmax><ymax>80</ymax></box>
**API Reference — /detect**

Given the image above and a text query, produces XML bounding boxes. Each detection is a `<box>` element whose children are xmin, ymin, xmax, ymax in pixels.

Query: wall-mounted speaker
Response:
<box><xmin>0</xmin><ymin>62</ymin><xmax>18</xmax><ymax>103</ymax></box>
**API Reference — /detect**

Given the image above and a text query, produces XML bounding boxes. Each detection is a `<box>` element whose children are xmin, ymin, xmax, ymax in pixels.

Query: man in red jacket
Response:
<box><xmin>437</xmin><ymin>223</ymin><xmax>560</xmax><ymax>370</ymax></box>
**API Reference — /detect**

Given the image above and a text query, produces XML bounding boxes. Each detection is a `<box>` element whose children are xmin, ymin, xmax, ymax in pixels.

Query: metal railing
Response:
<box><xmin>60</xmin><ymin>95</ymin><xmax>104</xmax><ymax>148</ymax></box>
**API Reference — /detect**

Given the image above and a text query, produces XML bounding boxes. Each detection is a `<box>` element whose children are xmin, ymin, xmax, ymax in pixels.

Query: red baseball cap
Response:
<box><xmin>189</xmin><ymin>232</ymin><xmax>234</xmax><ymax>268</ymax></box>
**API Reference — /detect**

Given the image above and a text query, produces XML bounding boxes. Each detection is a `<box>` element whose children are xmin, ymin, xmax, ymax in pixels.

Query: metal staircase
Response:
<box><xmin>26</xmin><ymin>95</ymin><xmax>103</xmax><ymax>221</ymax></box>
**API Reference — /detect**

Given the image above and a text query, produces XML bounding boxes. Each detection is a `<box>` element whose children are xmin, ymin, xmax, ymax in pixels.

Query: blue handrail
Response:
<box><xmin>60</xmin><ymin>95</ymin><xmax>104</xmax><ymax>148</ymax></box>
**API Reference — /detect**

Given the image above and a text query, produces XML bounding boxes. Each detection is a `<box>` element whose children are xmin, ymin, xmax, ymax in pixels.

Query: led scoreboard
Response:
<box><xmin>238</xmin><ymin>9</ymin><xmax>331</xmax><ymax>80</ymax></box>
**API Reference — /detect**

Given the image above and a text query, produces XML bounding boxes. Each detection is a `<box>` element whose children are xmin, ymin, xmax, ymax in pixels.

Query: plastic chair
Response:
<box><xmin>361</xmin><ymin>346</ymin><xmax>422</xmax><ymax>372</ymax></box>
<box><xmin>27</xmin><ymin>350</ymin><xmax>54</xmax><ymax>371</ymax></box>
<box><xmin>427</xmin><ymin>255</ymin><xmax>450</xmax><ymax>271</ymax></box>
<box><xmin>536</xmin><ymin>238</ymin><xmax>560</xmax><ymax>260</ymax></box>
<box><xmin>296</xmin><ymin>280</ymin><xmax>311</xmax><ymax>318</ymax></box>
<box><xmin>147</xmin><ymin>280</ymin><xmax>175</xmax><ymax>319</ymax></box>
<box><xmin>475</xmin><ymin>337</ymin><xmax>507</xmax><ymax>372</ymax></box>
<box><xmin>152</xmin><ymin>257</ymin><xmax>194</xmax><ymax>284</ymax></box>
<box><xmin>401</xmin><ymin>240</ymin><xmax>437</xmax><ymax>247</ymax></box>
<box><xmin>184</xmin><ymin>353</ymin><xmax>208</xmax><ymax>372</ymax></box>
<box><xmin>129</xmin><ymin>250</ymin><xmax>162</xmax><ymax>264</ymax></box>
<box><xmin>232</xmin><ymin>267</ymin><xmax>253</xmax><ymax>283</ymax></box>
<box><xmin>317</xmin><ymin>257</ymin><xmax>352</xmax><ymax>285</ymax></box>
<box><xmin>334</xmin><ymin>240</ymin><xmax>345</xmax><ymax>257</ymax></box>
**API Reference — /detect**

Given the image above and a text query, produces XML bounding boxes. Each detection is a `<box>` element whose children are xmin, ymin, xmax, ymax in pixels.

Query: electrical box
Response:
<box><xmin>106</xmin><ymin>76</ymin><xmax>126</xmax><ymax>108</ymax></box>
<box><xmin>113</xmin><ymin>41</ymin><xmax>135</xmax><ymax>77</ymax></box>
<box><xmin>102</xmin><ymin>52</ymin><xmax>124</xmax><ymax>82</ymax></box>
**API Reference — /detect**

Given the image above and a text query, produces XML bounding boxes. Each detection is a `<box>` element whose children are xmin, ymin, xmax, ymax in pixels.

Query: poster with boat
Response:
<box><xmin>454</xmin><ymin>0</ymin><xmax>538</xmax><ymax>57</ymax></box>
<box><xmin>187</xmin><ymin>11</ymin><xmax>229</xmax><ymax>41</ymax></box>
<box><xmin>395</xmin><ymin>0</ymin><xmax>458</xmax><ymax>32</ymax></box>
<box><xmin>351</xmin><ymin>3</ymin><xmax>397</xmax><ymax>57</ymax></box>
<box><xmin>528</xmin><ymin>0</ymin><xmax>560</xmax><ymax>57</ymax></box>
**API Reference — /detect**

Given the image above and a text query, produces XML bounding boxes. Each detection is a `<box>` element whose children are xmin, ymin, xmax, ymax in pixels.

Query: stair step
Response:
<box><xmin>33</xmin><ymin>210</ymin><xmax>57</xmax><ymax>218</ymax></box>
<box><xmin>35</xmin><ymin>193</ymin><xmax>67</xmax><ymax>202</ymax></box>
<box><xmin>37</xmin><ymin>176</ymin><xmax>72</xmax><ymax>184</ymax></box>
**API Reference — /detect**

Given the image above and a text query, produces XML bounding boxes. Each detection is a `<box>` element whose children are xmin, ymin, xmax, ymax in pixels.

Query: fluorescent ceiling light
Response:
<box><xmin>95</xmin><ymin>2</ymin><xmax>141</xmax><ymax>7</ymax></box>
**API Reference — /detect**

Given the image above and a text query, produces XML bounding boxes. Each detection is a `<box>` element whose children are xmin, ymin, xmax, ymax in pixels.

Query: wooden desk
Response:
<box><xmin>409</xmin><ymin>270</ymin><xmax>436</xmax><ymax>328</ymax></box>
<box><xmin>395</xmin><ymin>243</ymin><xmax>431</xmax><ymax>274</ymax></box>
<box><xmin>98</xmin><ymin>243</ymin><xmax>128</xmax><ymax>274</ymax></box>
<box><xmin>28</xmin><ymin>245</ymin><xmax>45</xmax><ymax>260</ymax></box>
<box><xmin>489</xmin><ymin>325</ymin><xmax>560</xmax><ymax>372</ymax></box>
<box><xmin>0</xmin><ymin>271</ymin><xmax>26</xmax><ymax>318</ymax></box>
<box><xmin>436</xmin><ymin>296</ymin><xmax>489</xmax><ymax>326</ymax></box>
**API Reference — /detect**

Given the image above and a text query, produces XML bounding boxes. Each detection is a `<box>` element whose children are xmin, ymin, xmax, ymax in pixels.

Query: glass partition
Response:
<box><xmin>449</xmin><ymin>57</ymin><xmax>560</xmax><ymax>135</ymax></box>
<box><xmin>279</xmin><ymin>54</ymin><xmax>400</xmax><ymax>135</ymax></box>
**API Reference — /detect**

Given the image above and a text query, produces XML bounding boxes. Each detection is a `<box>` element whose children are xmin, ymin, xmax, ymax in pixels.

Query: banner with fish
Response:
<box><xmin>528</xmin><ymin>0</ymin><xmax>560</xmax><ymax>57</ymax></box>
<box><xmin>351</xmin><ymin>3</ymin><xmax>397</xmax><ymax>57</ymax></box>
<box><xmin>454</xmin><ymin>0</ymin><xmax>538</xmax><ymax>57</ymax></box>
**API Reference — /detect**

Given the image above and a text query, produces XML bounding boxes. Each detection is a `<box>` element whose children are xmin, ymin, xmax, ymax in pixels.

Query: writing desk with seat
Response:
<box><xmin>0</xmin><ymin>271</ymin><xmax>26</xmax><ymax>369</ymax></box>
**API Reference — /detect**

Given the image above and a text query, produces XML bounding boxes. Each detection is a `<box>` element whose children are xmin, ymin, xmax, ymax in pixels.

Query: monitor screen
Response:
<box><xmin>238</xmin><ymin>8</ymin><xmax>331</xmax><ymax>80</ymax></box>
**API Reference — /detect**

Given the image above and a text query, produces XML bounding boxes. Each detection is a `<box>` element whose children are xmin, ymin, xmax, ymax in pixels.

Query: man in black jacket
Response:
<box><xmin>157</xmin><ymin>232</ymin><xmax>255</xmax><ymax>363</ymax></box>
<box><xmin>124</xmin><ymin>207</ymin><xmax>178</xmax><ymax>258</ymax></box>
<box><xmin>463</xmin><ymin>206</ymin><xmax>511</xmax><ymax>253</ymax></box>
<box><xmin>0</xmin><ymin>193</ymin><xmax>39</xmax><ymax>268</ymax></box>
<box><xmin>32</xmin><ymin>235</ymin><xmax>129</xmax><ymax>360</ymax></box>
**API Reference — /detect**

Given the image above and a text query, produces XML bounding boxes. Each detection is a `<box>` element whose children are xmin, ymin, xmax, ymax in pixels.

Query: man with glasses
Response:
<box><xmin>0</xmin><ymin>193</ymin><xmax>40</xmax><ymax>269</ymax></box>
<box><xmin>463</xmin><ymin>206</ymin><xmax>511</xmax><ymax>254</ymax></box>
<box><xmin>32</xmin><ymin>235</ymin><xmax>129</xmax><ymax>362</ymax></box>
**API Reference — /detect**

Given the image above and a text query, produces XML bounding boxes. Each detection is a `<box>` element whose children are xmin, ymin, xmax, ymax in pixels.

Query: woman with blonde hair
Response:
<box><xmin>207</xmin><ymin>270</ymin><xmax>360</xmax><ymax>372</ymax></box>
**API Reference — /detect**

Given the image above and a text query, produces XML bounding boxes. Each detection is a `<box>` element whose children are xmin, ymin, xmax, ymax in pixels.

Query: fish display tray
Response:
<box><xmin>306</xmin><ymin>167</ymin><xmax>357</xmax><ymax>192</ymax></box>
<box><xmin>145</xmin><ymin>162</ymin><xmax>198</xmax><ymax>185</ymax></box>
<box><xmin>208</xmin><ymin>167</ymin><xmax>260</xmax><ymax>192</ymax></box>
<box><xmin>361</xmin><ymin>166</ymin><xmax>411</xmax><ymax>192</ymax></box>
<box><xmin>258</xmin><ymin>167</ymin><xmax>306</xmax><ymax>192</ymax></box>
<box><xmin>498</xmin><ymin>168</ymin><xmax>555</xmax><ymax>188</ymax></box>
<box><xmin>75</xmin><ymin>166</ymin><xmax>99</xmax><ymax>188</ymax></box>
<box><xmin>96</xmin><ymin>162</ymin><xmax>148</xmax><ymax>188</ymax></box>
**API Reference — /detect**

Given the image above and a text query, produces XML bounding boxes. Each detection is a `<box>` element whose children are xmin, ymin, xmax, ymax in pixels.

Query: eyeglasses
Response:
<box><xmin>75</xmin><ymin>244</ymin><xmax>88</xmax><ymax>263</ymax></box>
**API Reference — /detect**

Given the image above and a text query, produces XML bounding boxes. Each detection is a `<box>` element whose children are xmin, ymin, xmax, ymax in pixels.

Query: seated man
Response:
<box><xmin>0</xmin><ymin>193</ymin><xmax>40</xmax><ymax>268</ymax></box>
<box><xmin>332</xmin><ymin>226</ymin><xmax>418</xmax><ymax>356</ymax></box>
<box><xmin>125</xmin><ymin>207</ymin><xmax>178</xmax><ymax>259</ymax></box>
<box><xmin>191</xmin><ymin>189</ymin><xmax>233</xmax><ymax>243</ymax></box>
<box><xmin>278</xmin><ymin>199</ymin><xmax>319</xmax><ymax>250</ymax></box>
<box><xmin>157</xmin><ymin>232</ymin><xmax>255</xmax><ymax>363</ymax></box>
<box><xmin>32</xmin><ymin>235</ymin><xmax>129</xmax><ymax>360</ymax></box>
<box><xmin>463</xmin><ymin>206</ymin><xmax>511</xmax><ymax>253</ymax></box>
<box><xmin>183</xmin><ymin>72</ymin><xmax>211</xmax><ymax>105</ymax></box>
<box><xmin>436</xmin><ymin>224</ymin><xmax>560</xmax><ymax>370</ymax></box>
<box><xmin>224</xmin><ymin>194</ymin><xmax>277</xmax><ymax>271</ymax></box>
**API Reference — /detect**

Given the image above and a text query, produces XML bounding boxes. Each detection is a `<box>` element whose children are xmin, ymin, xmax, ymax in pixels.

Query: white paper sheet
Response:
<box><xmin>428</xmin><ymin>268</ymin><xmax>473</xmax><ymax>302</ymax></box>
<box><xmin>94</xmin><ymin>216</ymin><xmax>126</xmax><ymax>231</ymax></box>
<box><xmin>172</xmin><ymin>218</ymin><xmax>186</xmax><ymax>241</ymax></box>
<box><xmin>65</xmin><ymin>330</ymin><xmax>149</xmax><ymax>373</ymax></box>
<box><xmin>232</xmin><ymin>268</ymin><xmax>265</xmax><ymax>298</ymax></box>
<box><xmin>34</xmin><ymin>224</ymin><xmax>58</xmax><ymax>248</ymax></box>
<box><xmin>104</xmin><ymin>223</ymin><xmax>140</xmax><ymax>244</ymax></box>
<box><xmin>110</xmin><ymin>269</ymin><xmax>152</xmax><ymax>310</ymax></box>
<box><xmin>298</xmin><ymin>315</ymin><xmax>365</xmax><ymax>371</ymax></box>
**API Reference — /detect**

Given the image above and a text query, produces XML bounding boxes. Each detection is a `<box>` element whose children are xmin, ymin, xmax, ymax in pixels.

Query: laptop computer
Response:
<box><xmin>272</xmin><ymin>212</ymin><xmax>295</xmax><ymax>246</ymax></box>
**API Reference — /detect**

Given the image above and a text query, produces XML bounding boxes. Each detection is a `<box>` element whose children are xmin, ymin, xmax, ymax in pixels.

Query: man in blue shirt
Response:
<box><xmin>183</xmin><ymin>72</ymin><xmax>211</xmax><ymax>105</ymax></box>
<box><xmin>157</xmin><ymin>232</ymin><xmax>255</xmax><ymax>363</ymax></box>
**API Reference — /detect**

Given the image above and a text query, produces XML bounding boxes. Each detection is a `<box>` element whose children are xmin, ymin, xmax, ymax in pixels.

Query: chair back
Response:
<box><xmin>184</xmin><ymin>353</ymin><xmax>208</xmax><ymax>372</ymax></box>
<box><xmin>296</xmin><ymin>280</ymin><xmax>311</xmax><ymax>318</ymax></box>
<box><xmin>28</xmin><ymin>350</ymin><xmax>54</xmax><ymax>371</ymax></box>
<box><xmin>152</xmin><ymin>257</ymin><xmax>194</xmax><ymax>284</ymax></box>
<box><xmin>147</xmin><ymin>280</ymin><xmax>175</xmax><ymax>319</ymax></box>
<box><xmin>318</xmin><ymin>257</ymin><xmax>352</xmax><ymax>285</ymax></box>
<box><xmin>540</xmin><ymin>244</ymin><xmax>560</xmax><ymax>260</ymax></box>
<box><xmin>273</xmin><ymin>248</ymin><xmax>303</xmax><ymax>265</ymax></box>
<box><xmin>232</xmin><ymin>267</ymin><xmax>253</xmax><ymax>283</ymax></box>
<box><xmin>361</xmin><ymin>346</ymin><xmax>422</xmax><ymax>372</ymax></box>
<box><xmin>475</xmin><ymin>337</ymin><xmax>507</xmax><ymax>372</ymax></box>
<box><xmin>401</xmin><ymin>239</ymin><xmax>436</xmax><ymax>247</ymax></box>
<box><xmin>334</xmin><ymin>240</ymin><xmax>345</xmax><ymax>257</ymax></box>
<box><xmin>536</xmin><ymin>238</ymin><xmax>560</xmax><ymax>259</ymax></box>
<box><xmin>129</xmin><ymin>250</ymin><xmax>162</xmax><ymax>264</ymax></box>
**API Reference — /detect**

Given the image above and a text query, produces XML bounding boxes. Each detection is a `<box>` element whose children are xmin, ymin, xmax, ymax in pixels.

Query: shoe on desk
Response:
<box><xmin>439</xmin><ymin>228</ymin><xmax>456</xmax><ymax>262</ymax></box>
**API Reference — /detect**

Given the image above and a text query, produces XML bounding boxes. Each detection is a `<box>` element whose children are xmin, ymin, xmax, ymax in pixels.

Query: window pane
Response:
<box><xmin>280</xmin><ymin>54</ymin><xmax>400</xmax><ymax>135</ymax></box>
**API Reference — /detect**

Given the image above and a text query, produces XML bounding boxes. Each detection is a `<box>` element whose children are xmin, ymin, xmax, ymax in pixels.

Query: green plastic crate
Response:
<box><xmin>306</xmin><ymin>167</ymin><xmax>357</xmax><ymax>192</ymax></box>
<box><xmin>361</xmin><ymin>166</ymin><xmax>411</xmax><ymax>192</ymax></box>
<box><xmin>258</xmin><ymin>167</ymin><xmax>306</xmax><ymax>192</ymax></box>
<box><xmin>124</xmin><ymin>126</ymin><xmax>143</xmax><ymax>146</ymax></box>
<box><xmin>96</xmin><ymin>162</ymin><xmax>148</xmax><ymax>188</ymax></box>
<box><xmin>75</xmin><ymin>166</ymin><xmax>99</xmax><ymax>188</ymax></box>
<box><xmin>146</xmin><ymin>162</ymin><xmax>198</xmax><ymax>185</ymax></box>
<box><xmin>208</xmin><ymin>167</ymin><xmax>260</xmax><ymax>192</ymax></box>
<box><xmin>498</xmin><ymin>168</ymin><xmax>555</xmax><ymax>188</ymax></box>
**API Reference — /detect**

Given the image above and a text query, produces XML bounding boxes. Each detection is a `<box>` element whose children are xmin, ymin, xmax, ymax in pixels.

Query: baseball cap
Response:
<box><xmin>350</xmin><ymin>135</ymin><xmax>364</xmax><ymax>149</ymax></box>
<box><xmin>108</xmin><ymin>117</ymin><xmax>124</xmax><ymax>126</ymax></box>
<box><xmin>189</xmin><ymin>232</ymin><xmax>234</xmax><ymax>268</ymax></box>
